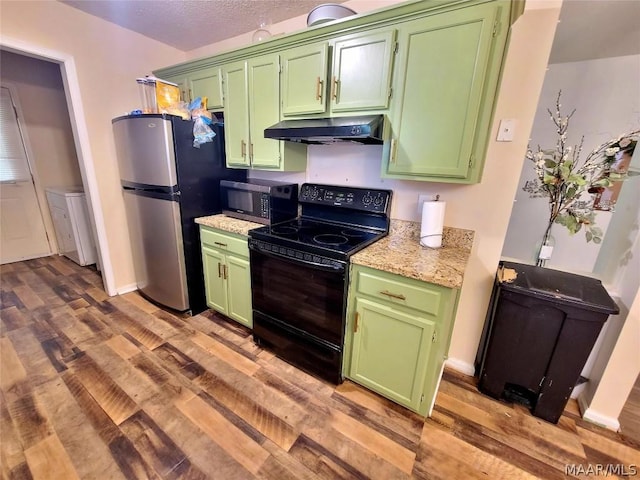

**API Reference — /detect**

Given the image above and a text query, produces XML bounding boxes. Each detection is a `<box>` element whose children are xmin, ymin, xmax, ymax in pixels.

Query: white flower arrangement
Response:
<box><xmin>523</xmin><ymin>91</ymin><xmax>639</xmax><ymax>248</ymax></box>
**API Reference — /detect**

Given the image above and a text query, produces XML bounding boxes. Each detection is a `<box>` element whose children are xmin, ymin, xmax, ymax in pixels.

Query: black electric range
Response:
<box><xmin>248</xmin><ymin>183</ymin><xmax>392</xmax><ymax>384</ymax></box>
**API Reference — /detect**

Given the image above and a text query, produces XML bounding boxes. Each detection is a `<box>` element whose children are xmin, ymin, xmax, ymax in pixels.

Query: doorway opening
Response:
<box><xmin>0</xmin><ymin>41</ymin><xmax>115</xmax><ymax>296</ymax></box>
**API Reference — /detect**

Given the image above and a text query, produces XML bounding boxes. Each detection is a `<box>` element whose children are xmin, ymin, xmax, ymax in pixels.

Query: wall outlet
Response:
<box><xmin>497</xmin><ymin>118</ymin><xmax>517</xmax><ymax>142</ymax></box>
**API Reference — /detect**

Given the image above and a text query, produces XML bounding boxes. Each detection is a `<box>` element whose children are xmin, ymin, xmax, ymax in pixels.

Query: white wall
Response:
<box><xmin>1</xmin><ymin>51</ymin><xmax>82</xmax><ymax>189</ymax></box>
<box><xmin>502</xmin><ymin>54</ymin><xmax>640</xmax><ymax>278</ymax></box>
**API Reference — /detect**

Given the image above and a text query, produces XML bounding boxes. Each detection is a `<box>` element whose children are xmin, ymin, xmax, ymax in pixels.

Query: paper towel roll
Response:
<box><xmin>420</xmin><ymin>200</ymin><xmax>446</xmax><ymax>248</ymax></box>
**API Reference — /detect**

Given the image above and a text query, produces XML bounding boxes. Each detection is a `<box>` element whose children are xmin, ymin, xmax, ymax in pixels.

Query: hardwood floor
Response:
<box><xmin>1</xmin><ymin>255</ymin><xmax>638</xmax><ymax>479</ymax></box>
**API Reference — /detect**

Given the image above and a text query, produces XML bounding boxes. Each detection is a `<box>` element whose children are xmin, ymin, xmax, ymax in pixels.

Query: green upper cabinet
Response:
<box><xmin>223</xmin><ymin>61</ymin><xmax>250</xmax><ymax>168</ymax></box>
<box><xmin>155</xmin><ymin>0</ymin><xmax>518</xmax><ymax>179</ymax></box>
<box><xmin>331</xmin><ymin>30</ymin><xmax>396</xmax><ymax>113</ymax></box>
<box><xmin>163</xmin><ymin>67</ymin><xmax>224</xmax><ymax>110</ymax></box>
<box><xmin>281</xmin><ymin>43</ymin><xmax>329</xmax><ymax>116</ymax></box>
<box><xmin>281</xmin><ymin>29</ymin><xmax>396</xmax><ymax>117</ymax></box>
<box><xmin>384</xmin><ymin>2</ymin><xmax>510</xmax><ymax>183</ymax></box>
<box><xmin>223</xmin><ymin>56</ymin><xmax>306</xmax><ymax>171</ymax></box>
<box><xmin>247</xmin><ymin>56</ymin><xmax>283</xmax><ymax>169</ymax></box>
<box><xmin>189</xmin><ymin>67</ymin><xmax>224</xmax><ymax>110</ymax></box>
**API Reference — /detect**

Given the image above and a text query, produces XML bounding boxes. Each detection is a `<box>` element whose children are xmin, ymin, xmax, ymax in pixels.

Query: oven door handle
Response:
<box><xmin>249</xmin><ymin>242</ymin><xmax>345</xmax><ymax>273</ymax></box>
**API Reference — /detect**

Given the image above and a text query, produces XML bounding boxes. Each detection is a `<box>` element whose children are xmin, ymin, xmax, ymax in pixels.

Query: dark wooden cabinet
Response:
<box><xmin>475</xmin><ymin>262</ymin><xmax>619</xmax><ymax>423</ymax></box>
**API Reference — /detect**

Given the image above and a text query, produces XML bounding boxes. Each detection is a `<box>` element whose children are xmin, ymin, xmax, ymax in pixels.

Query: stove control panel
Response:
<box><xmin>299</xmin><ymin>183</ymin><xmax>392</xmax><ymax>213</ymax></box>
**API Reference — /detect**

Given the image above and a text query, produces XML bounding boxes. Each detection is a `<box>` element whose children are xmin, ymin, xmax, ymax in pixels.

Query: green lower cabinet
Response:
<box><xmin>225</xmin><ymin>255</ymin><xmax>252</xmax><ymax>326</ymax></box>
<box><xmin>202</xmin><ymin>246</ymin><xmax>227</xmax><ymax>313</ymax></box>
<box><xmin>344</xmin><ymin>265</ymin><xmax>458</xmax><ymax>416</ymax></box>
<box><xmin>350</xmin><ymin>297</ymin><xmax>436</xmax><ymax>411</ymax></box>
<box><xmin>200</xmin><ymin>226</ymin><xmax>252</xmax><ymax>328</ymax></box>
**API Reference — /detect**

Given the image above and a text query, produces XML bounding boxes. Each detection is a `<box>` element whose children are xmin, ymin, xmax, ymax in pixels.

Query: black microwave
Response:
<box><xmin>220</xmin><ymin>179</ymin><xmax>298</xmax><ymax>225</ymax></box>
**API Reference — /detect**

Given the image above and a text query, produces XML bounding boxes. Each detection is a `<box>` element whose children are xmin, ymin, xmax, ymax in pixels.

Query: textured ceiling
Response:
<box><xmin>60</xmin><ymin>0</ymin><xmax>351</xmax><ymax>52</ymax></box>
<box><xmin>60</xmin><ymin>0</ymin><xmax>640</xmax><ymax>61</ymax></box>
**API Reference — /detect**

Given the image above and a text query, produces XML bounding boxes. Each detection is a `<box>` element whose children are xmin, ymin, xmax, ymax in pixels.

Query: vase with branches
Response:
<box><xmin>523</xmin><ymin>90</ymin><xmax>639</xmax><ymax>266</ymax></box>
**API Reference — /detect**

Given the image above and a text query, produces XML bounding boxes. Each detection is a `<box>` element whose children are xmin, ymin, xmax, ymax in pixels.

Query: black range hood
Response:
<box><xmin>264</xmin><ymin>115</ymin><xmax>384</xmax><ymax>145</ymax></box>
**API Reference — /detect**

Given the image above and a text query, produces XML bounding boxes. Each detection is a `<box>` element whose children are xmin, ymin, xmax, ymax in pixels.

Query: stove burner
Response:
<box><xmin>271</xmin><ymin>225</ymin><xmax>299</xmax><ymax>235</ymax></box>
<box><xmin>314</xmin><ymin>234</ymin><xmax>348</xmax><ymax>246</ymax></box>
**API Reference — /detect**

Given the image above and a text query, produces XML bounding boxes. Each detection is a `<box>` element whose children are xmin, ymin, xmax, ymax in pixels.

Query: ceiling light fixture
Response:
<box><xmin>252</xmin><ymin>22</ymin><xmax>272</xmax><ymax>43</ymax></box>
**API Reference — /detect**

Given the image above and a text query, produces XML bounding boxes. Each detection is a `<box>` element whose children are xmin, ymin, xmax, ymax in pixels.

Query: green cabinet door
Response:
<box><xmin>350</xmin><ymin>297</ymin><xmax>436</xmax><ymax>412</ymax></box>
<box><xmin>331</xmin><ymin>30</ymin><xmax>396</xmax><ymax>113</ymax></box>
<box><xmin>223</xmin><ymin>61</ymin><xmax>250</xmax><ymax>167</ymax></box>
<box><xmin>200</xmin><ymin>226</ymin><xmax>253</xmax><ymax>327</ymax></box>
<box><xmin>202</xmin><ymin>246</ymin><xmax>227</xmax><ymax>314</ymax></box>
<box><xmin>281</xmin><ymin>42</ymin><xmax>329</xmax><ymax>116</ymax></box>
<box><xmin>386</xmin><ymin>3</ymin><xmax>505</xmax><ymax>181</ymax></box>
<box><xmin>226</xmin><ymin>255</ymin><xmax>253</xmax><ymax>328</ymax></box>
<box><xmin>248</xmin><ymin>55</ymin><xmax>282</xmax><ymax>169</ymax></box>
<box><xmin>189</xmin><ymin>66</ymin><xmax>224</xmax><ymax>110</ymax></box>
<box><xmin>161</xmin><ymin>74</ymin><xmax>188</xmax><ymax>105</ymax></box>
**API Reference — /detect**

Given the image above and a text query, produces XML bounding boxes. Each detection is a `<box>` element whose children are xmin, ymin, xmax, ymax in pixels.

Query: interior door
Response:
<box><xmin>0</xmin><ymin>86</ymin><xmax>51</xmax><ymax>264</ymax></box>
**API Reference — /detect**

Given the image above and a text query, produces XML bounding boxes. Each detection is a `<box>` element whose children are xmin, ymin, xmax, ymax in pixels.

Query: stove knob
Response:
<box><xmin>362</xmin><ymin>192</ymin><xmax>373</xmax><ymax>205</ymax></box>
<box><xmin>374</xmin><ymin>194</ymin><xmax>384</xmax><ymax>207</ymax></box>
<box><xmin>310</xmin><ymin>187</ymin><xmax>319</xmax><ymax>199</ymax></box>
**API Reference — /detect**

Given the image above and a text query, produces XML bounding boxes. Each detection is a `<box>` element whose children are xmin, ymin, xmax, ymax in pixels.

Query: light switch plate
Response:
<box><xmin>497</xmin><ymin>119</ymin><xmax>517</xmax><ymax>142</ymax></box>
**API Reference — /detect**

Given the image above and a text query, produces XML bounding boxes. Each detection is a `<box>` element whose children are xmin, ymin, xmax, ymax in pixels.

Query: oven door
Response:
<box><xmin>249</xmin><ymin>241</ymin><xmax>347</xmax><ymax>345</ymax></box>
<box><xmin>249</xmin><ymin>240</ymin><xmax>347</xmax><ymax>383</ymax></box>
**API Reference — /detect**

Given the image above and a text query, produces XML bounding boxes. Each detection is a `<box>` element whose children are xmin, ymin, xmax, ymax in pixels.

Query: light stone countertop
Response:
<box><xmin>195</xmin><ymin>215</ymin><xmax>474</xmax><ymax>289</ymax></box>
<box><xmin>195</xmin><ymin>214</ymin><xmax>263</xmax><ymax>236</ymax></box>
<box><xmin>351</xmin><ymin>220</ymin><xmax>474</xmax><ymax>289</ymax></box>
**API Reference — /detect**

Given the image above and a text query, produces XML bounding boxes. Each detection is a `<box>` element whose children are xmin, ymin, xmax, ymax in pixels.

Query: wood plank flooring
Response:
<box><xmin>1</xmin><ymin>255</ymin><xmax>639</xmax><ymax>479</ymax></box>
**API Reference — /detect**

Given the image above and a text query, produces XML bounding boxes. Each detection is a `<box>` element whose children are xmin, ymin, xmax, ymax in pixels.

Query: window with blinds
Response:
<box><xmin>0</xmin><ymin>86</ymin><xmax>31</xmax><ymax>183</ymax></box>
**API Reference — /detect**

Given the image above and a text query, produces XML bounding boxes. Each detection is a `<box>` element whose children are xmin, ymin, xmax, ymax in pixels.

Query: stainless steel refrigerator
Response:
<box><xmin>112</xmin><ymin>114</ymin><xmax>246</xmax><ymax>314</ymax></box>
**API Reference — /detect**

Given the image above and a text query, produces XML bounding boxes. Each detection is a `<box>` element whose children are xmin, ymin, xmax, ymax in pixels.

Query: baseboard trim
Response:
<box><xmin>445</xmin><ymin>357</ymin><xmax>475</xmax><ymax>376</ymax></box>
<box><xmin>578</xmin><ymin>395</ymin><xmax>620</xmax><ymax>431</ymax></box>
<box><xmin>116</xmin><ymin>284</ymin><xmax>138</xmax><ymax>295</ymax></box>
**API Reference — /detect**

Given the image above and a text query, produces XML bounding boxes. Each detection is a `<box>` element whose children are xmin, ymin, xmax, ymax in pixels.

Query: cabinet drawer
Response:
<box><xmin>354</xmin><ymin>269</ymin><xmax>442</xmax><ymax>316</ymax></box>
<box><xmin>200</xmin><ymin>226</ymin><xmax>248</xmax><ymax>257</ymax></box>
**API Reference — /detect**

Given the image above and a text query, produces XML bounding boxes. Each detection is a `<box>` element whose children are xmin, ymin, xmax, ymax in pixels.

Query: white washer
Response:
<box><xmin>45</xmin><ymin>187</ymin><xmax>97</xmax><ymax>266</ymax></box>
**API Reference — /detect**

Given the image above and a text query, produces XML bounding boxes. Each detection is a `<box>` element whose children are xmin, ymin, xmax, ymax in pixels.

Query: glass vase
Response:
<box><xmin>536</xmin><ymin>224</ymin><xmax>555</xmax><ymax>267</ymax></box>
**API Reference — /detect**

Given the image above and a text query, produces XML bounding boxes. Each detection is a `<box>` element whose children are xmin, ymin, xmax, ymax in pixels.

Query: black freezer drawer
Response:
<box><xmin>475</xmin><ymin>261</ymin><xmax>618</xmax><ymax>424</ymax></box>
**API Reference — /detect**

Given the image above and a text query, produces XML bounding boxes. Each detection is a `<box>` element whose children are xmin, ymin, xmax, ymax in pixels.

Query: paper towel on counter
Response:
<box><xmin>420</xmin><ymin>200</ymin><xmax>446</xmax><ymax>248</ymax></box>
